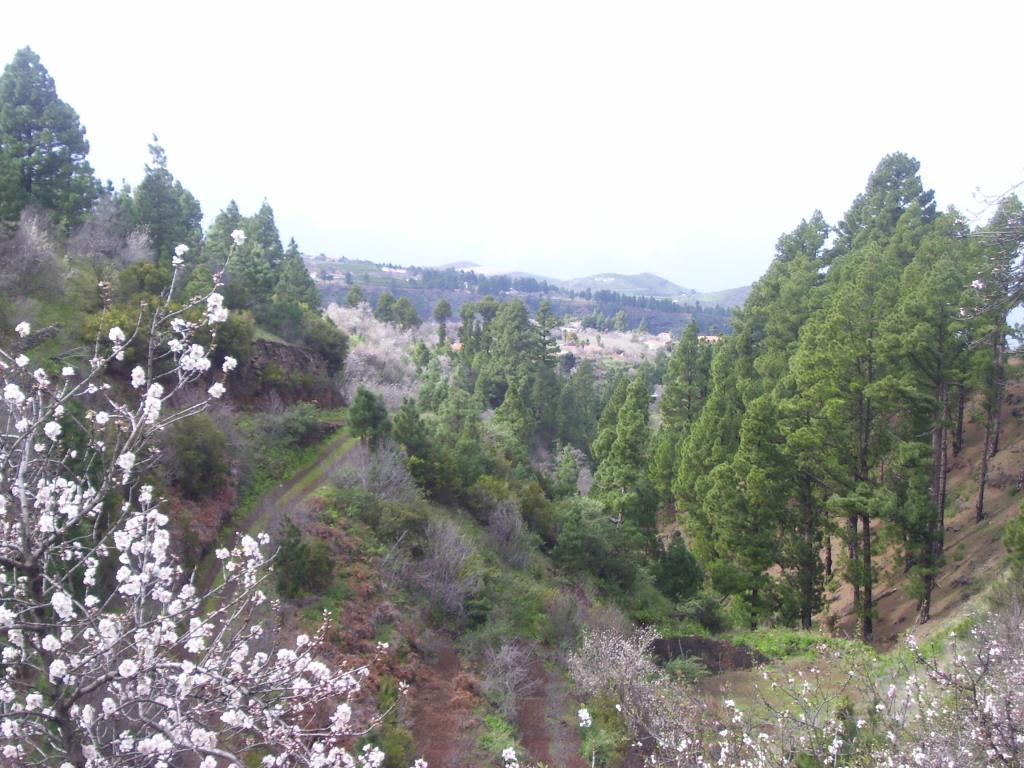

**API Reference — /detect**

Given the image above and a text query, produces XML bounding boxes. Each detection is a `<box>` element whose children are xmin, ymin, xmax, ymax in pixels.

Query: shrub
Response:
<box><xmin>256</xmin><ymin>401</ymin><xmax>323</xmax><ymax>449</ymax></box>
<box><xmin>481</xmin><ymin>641</ymin><xmax>538</xmax><ymax>719</ymax></box>
<box><xmin>161</xmin><ymin>412</ymin><xmax>228</xmax><ymax>499</ymax></box>
<box><xmin>414</xmin><ymin>518</ymin><xmax>481</xmax><ymax>619</ymax></box>
<box><xmin>276</xmin><ymin>517</ymin><xmax>335</xmax><ymax>599</ymax></box>
<box><xmin>333</xmin><ymin>441</ymin><xmax>421</xmax><ymax>504</ymax></box>
<box><xmin>487</xmin><ymin>499</ymin><xmax>533</xmax><ymax>569</ymax></box>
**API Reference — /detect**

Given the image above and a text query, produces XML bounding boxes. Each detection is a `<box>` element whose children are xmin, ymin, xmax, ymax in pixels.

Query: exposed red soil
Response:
<box><xmin>516</xmin><ymin>656</ymin><xmax>588</xmax><ymax>768</ymax></box>
<box><xmin>408</xmin><ymin>638</ymin><xmax>483</xmax><ymax>768</ymax></box>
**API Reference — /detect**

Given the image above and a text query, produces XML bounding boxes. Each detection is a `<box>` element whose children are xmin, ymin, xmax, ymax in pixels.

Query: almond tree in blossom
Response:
<box><xmin>0</xmin><ymin>233</ymin><xmax>420</xmax><ymax>767</ymax></box>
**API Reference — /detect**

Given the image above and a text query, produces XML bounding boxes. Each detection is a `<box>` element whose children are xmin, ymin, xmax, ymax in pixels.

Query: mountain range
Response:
<box><xmin>436</xmin><ymin>262</ymin><xmax>751</xmax><ymax>308</ymax></box>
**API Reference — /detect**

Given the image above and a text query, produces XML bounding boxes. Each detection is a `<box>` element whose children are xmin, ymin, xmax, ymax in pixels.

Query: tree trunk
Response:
<box><xmin>977</xmin><ymin>418</ymin><xmax>992</xmax><ymax>522</ymax></box>
<box><xmin>954</xmin><ymin>384</ymin><xmax>966</xmax><ymax>456</ymax></box>
<box><xmin>991</xmin><ymin>336</ymin><xmax>1006</xmax><ymax>456</ymax></box>
<box><xmin>798</xmin><ymin>480</ymin><xmax>819</xmax><ymax>631</ymax></box>
<box><xmin>860</xmin><ymin>512</ymin><xmax>873</xmax><ymax>641</ymax></box>
<box><xmin>976</xmin><ymin>332</ymin><xmax>1005</xmax><ymax>522</ymax></box>
<box><xmin>848</xmin><ymin>513</ymin><xmax>860</xmax><ymax>632</ymax></box>
<box><xmin>920</xmin><ymin>380</ymin><xmax>949</xmax><ymax>623</ymax></box>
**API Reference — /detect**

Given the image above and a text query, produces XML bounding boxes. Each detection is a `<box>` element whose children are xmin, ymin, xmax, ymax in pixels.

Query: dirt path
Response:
<box><xmin>517</xmin><ymin>656</ymin><xmax>588</xmax><ymax>768</ymax></box>
<box><xmin>195</xmin><ymin>429</ymin><xmax>357</xmax><ymax>596</ymax></box>
<box><xmin>409</xmin><ymin>640</ymin><xmax>480</xmax><ymax>768</ymax></box>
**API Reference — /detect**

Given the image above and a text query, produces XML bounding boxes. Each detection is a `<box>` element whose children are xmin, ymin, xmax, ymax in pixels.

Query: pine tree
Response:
<box><xmin>349</xmin><ymin>386</ymin><xmax>390</xmax><ymax>448</ymax></box>
<box><xmin>204</xmin><ymin>201</ymin><xmax>243</xmax><ymax>272</ymax></box>
<box><xmin>278</xmin><ymin>239</ymin><xmax>320</xmax><ymax>306</ymax></box>
<box><xmin>129</xmin><ymin>141</ymin><xmax>202</xmax><ymax>267</ymax></box>
<box><xmin>593</xmin><ymin>373</ymin><xmax>658</xmax><ymax>531</ymax></box>
<box><xmin>652</xmin><ymin>320</ymin><xmax>711</xmax><ymax>498</ymax></box>
<box><xmin>346</xmin><ymin>283</ymin><xmax>367</xmax><ymax>308</ymax></box>
<box><xmin>970</xmin><ymin>197</ymin><xmax>1024</xmax><ymax>521</ymax></box>
<box><xmin>0</xmin><ymin>47</ymin><xmax>99</xmax><ymax>227</ymax></box>
<box><xmin>433</xmin><ymin>298</ymin><xmax>452</xmax><ymax>344</ymax></box>
<box><xmin>885</xmin><ymin>213</ymin><xmax>972</xmax><ymax>621</ymax></box>
<box><xmin>374</xmin><ymin>292</ymin><xmax>397</xmax><ymax>323</ymax></box>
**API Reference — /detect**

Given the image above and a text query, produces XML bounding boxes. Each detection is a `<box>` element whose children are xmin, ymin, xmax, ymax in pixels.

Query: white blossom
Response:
<box><xmin>131</xmin><ymin>366</ymin><xmax>147</xmax><ymax>388</ymax></box>
<box><xmin>14</xmin><ymin>321</ymin><xmax>30</xmax><ymax>338</ymax></box>
<box><xmin>3</xmin><ymin>383</ymin><xmax>25</xmax><ymax>405</ymax></box>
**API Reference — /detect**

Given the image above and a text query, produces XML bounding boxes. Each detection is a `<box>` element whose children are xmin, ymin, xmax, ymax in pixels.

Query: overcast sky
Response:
<box><xmin>3</xmin><ymin>1</ymin><xmax>1022</xmax><ymax>291</ymax></box>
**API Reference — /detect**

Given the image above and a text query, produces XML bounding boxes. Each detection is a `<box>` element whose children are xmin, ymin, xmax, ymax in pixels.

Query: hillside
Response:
<box><xmin>829</xmin><ymin>372</ymin><xmax>1024</xmax><ymax>645</ymax></box>
<box><xmin>308</xmin><ymin>255</ymin><xmax>740</xmax><ymax>334</ymax></box>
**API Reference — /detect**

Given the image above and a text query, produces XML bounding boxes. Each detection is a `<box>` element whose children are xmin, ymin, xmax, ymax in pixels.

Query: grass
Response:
<box><xmin>476</xmin><ymin>711</ymin><xmax>521</xmax><ymax>762</ymax></box>
<box><xmin>195</xmin><ymin>418</ymin><xmax>355</xmax><ymax>599</ymax></box>
<box><xmin>731</xmin><ymin>627</ymin><xmax>866</xmax><ymax>661</ymax></box>
<box><xmin>252</xmin><ymin>325</ymin><xmax>290</xmax><ymax>344</ymax></box>
<box><xmin>302</xmin><ymin>571</ymin><xmax>355</xmax><ymax>624</ymax></box>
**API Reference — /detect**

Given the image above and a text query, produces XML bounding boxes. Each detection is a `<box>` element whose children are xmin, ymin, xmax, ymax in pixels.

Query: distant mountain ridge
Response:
<box><xmin>434</xmin><ymin>262</ymin><xmax>751</xmax><ymax>308</ymax></box>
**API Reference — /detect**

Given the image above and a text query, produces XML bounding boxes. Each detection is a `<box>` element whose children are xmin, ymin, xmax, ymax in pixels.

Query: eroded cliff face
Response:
<box><xmin>237</xmin><ymin>339</ymin><xmax>344</xmax><ymax>408</ymax></box>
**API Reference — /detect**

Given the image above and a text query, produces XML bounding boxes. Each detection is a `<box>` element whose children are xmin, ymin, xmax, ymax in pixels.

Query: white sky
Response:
<box><xmin>3</xmin><ymin>1</ymin><xmax>1022</xmax><ymax>291</ymax></box>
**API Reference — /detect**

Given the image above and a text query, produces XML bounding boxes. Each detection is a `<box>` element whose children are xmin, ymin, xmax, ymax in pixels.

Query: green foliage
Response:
<box><xmin>675</xmin><ymin>590</ymin><xmax>729</xmax><ymax>633</ymax></box>
<box><xmin>552</xmin><ymin>497</ymin><xmax>648</xmax><ymax>593</ymax></box>
<box><xmin>1005</xmin><ymin>508</ymin><xmax>1024</xmax><ymax>574</ymax></box>
<box><xmin>349</xmin><ymin>387</ymin><xmax>390</xmax><ymax>447</ymax></box>
<box><xmin>433</xmin><ymin>297</ymin><xmax>451</xmax><ymax>343</ymax></box>
<box><xmin>255</xmin><ymin>402</ymin><xmax>325</xmax><ymax>449</ymax></box>
<box><xmin>392</xmin><ymin>296</ymin><xmax>421</xmax><ymax>329</ymax></box>
<box><xmin>329</xmin><ymin>485</ymin><xmax>427</xmax><ymax>544</ymax></box>
<box><xmin>0</xmin><ymin>47</ymin><xmax>99</xmax><ymax>227</ymax></box>
<box><xmin>374</xmin><ymin>291</ymin><xmax>397</xmax><ymax>323</ymax></box>
<box><xmin>115</xmin><ymin>260</ymin><xmax>171</xmax><ymax>302</ymax></box>
<box><xmin>162</xmin><ymin>413</ymin><xmax>228</xmax><ymax>499</ymax></box>
<box><xmin>592</xmin><ymin>373</ymin><xmax>658</xmax><ymax>531</ymax></box>
<box><xmin>557</xmin><ymin>360</ymin><xmax>600</xmax><ymax>453</ymax></box>
<box><xmin>477</xmin><ymin>712</ymin><xmax>520</xmax><ymax>761</ymax></box>
<box><xmin>126</xmin><ymin>141</ymin><xmax>202</xmax><ymax>267</ymax></box>
<box><xmin>214</xmin><ymin>309</ymin><xmax>256</xmax><ymax>369</ymax></box>
<box><xmin>578</xmin><ymin>694</ymin><xmax>629</xmax><ymax>767</ymax></box>
<box><xmin>664</xmin><ymin>655</ymin><xmax>710</xmax><ymax>683</ymax></box>
<box><xmin>732</xmin><ymin>627</ymin><xmax>861</xmax><ymax>661</ymax></box>
<box><xmin>654</xmin><ymin>532</ymin><xmax>703</xmax><ymax>601</ymax></box>
<box><xmin>367</xmin><ymin>723</ymin><xmax>414</xmax><ymax>768</ymax></box>
<box><xmin>359</xmin><ymin>675</ymin><xmax>415</xmax><ymax>768</ymax></box>
<box><xmin>276</xmin><ymin>517</ymin><xmax>335</xmax><ymax>599</ymax></box>
<box><xmin>345</xmin><ymin>283</ymin><xmax>366</xmax><ymax>307</ymax></box>
<box><xmin>297</xmin><ymin>308</ymin><xmax>349</xmax><ymax>376</ymax></box>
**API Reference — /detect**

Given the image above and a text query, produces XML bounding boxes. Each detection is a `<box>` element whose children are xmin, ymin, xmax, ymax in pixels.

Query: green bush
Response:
<box><xmin>665</xmin><ymin>655</ymin><xmax>710</xmax><ymax>683</ymax></box>
<box><xmin>654</xmin><ymin>532</ymin><xmax>703</xmax><ymax>601</ymax></box>
<box><xmin>477</xmin><ymin>712</ymin><xmax>520</xmax><ymax>761</ymax></box>
<box><xmin>162</xmin><ymin>413</ymin><xmax>228</xmax><ymax>499</ymax></box>
<box><xmin>276</xmin><ymin>518</ymin><xmax>335</xmax><ymax>599</ymax></box>
<box><xmin>256</xmin><ymin>402</ymin><xmax>323</xmax><ymax>449</ymax></box>
<box><xmin>578</xmin><ymin>694</ymin><xmax>628</xmax><ymax>767</ymax></box>
<box><xmin>676</xmin><ymin>590</ymin><xmax>729</xmax><ymax>633</ymax></box>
